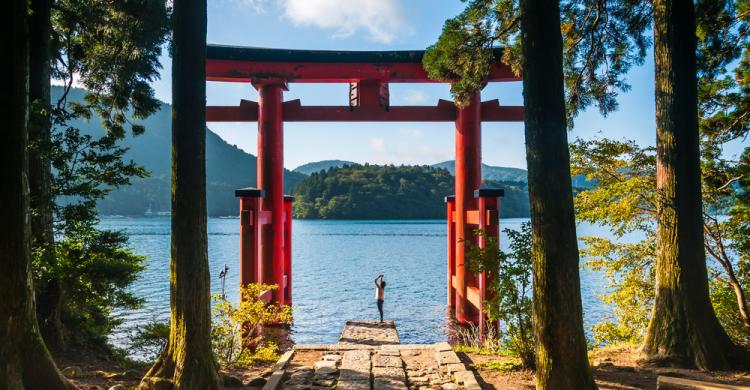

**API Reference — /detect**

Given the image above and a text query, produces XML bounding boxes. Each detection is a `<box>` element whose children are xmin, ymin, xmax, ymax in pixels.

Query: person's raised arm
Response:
<box><xmin>374</xmin><ymin>275</ymin><xmax>382</xmax><ymax>287</ymax></box>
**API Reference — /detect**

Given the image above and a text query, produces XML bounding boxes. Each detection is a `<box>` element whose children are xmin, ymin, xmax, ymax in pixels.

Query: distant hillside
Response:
<box><xmin>432</xmin><ymin>160</ymin><xmax>528</xmax><ymax>183</ymax></box>
<box><xmin>54</xmin><ymin>87</ymin><xmax>306</xmax><ymax>216</ymax></box>
<box><xmin>433</xmin><ymin>160</ymin><xmax>593</xmax><ymax>189</ymax></box>
<box><xmin>293</xmin><ymin>160</ymin><xmax>356</xmax><ymax>175</ymax></box>
<box><xmin>292</xmin><ymin>164</ymin><xmax>530</xmax><ymax>219</ymax></box>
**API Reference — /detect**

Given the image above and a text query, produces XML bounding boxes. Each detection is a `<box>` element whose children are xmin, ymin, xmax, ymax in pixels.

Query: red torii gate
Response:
<box><xmin>205</xmin><ymin>45</ymin><xmax>523</xmax><ymax>328</ymax></box>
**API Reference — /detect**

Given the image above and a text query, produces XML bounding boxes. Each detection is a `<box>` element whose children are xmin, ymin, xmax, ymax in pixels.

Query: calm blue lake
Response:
<box><xmin>103</xmin><ymin>217</ymin><xmax>613</xmax><ymax>347</ymax></box>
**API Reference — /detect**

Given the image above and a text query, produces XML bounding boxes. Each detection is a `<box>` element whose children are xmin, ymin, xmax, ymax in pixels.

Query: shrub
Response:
<box><xmin>211</xmin><ymin>283</ymin><xmax>292</xmax><ymax>367</ymax></box>
<box><xmin>464</xmin><ymin>222</ymin><xmax>535</xmax><ymax>369</ymax></box>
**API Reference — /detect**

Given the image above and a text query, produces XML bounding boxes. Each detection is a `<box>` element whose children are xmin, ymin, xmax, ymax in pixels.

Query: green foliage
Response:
<box><xmin>695</xmin><ymin>0</ymin><xmax>750</xmax><ymax>346</ymax></box>
<box><xmin>571</xmin><ymin>137</ymin><xmax>750</xmax><ymax>347</ymax></box>
<box><xmin>452</xmin><ymin>323</ymin><xmax>504</xmax><ymax>355</ymax></box>
<box><xmin>423</xmin><ymin>1</ymin><xmax>509</xmax><ymax>106</ymax></box>
<box><xmin>464</xmin><ymin>223</ymin><xmax>535</xmax><ymax>368</ymax></box>
<box><xmin>584</xmin><ymin>237</ymin><xmax>655</xmax><ymax>346</ymax></box>
<box><xmin>474</xmin><ymin>358</ymin><xmax>524</xmax><ymax>373</ymax></box>
<box><xmin>51</xmin><ymin>0</ymin><xmax>170</xmax><ymax>137</ymax></box>
<box><xmin>28</xmin><ymin>0</ymin><xmax>170</xmax><ymax>351</ymax></box>
<box><xmin>211</xmin><ymin>283</ymin><xmax>292</xmax><ymax>367</ymax></box>
<box><xmin>34</xmin><ymin>226</ymin><xmax>146</xmax><ymax>348</ymax></box>
<box><xmin>129</xmin><ymin>320</ymin><xmax>170</xmax><ymax>362</ymax></box>
<box><xmin>424</xmin><ymin>0</ymin><xmax>650</xmax><ymax>119</ymax></box>
<box><xmin>292</xmin><ymin>164</ymin><xmax>530</xmax><ymax>219</ymax></box>
<box><xmin>570</xmin><ymin>138</ymin><xmax>658</xmax><ymax>347</ymax></box>
<box><xmin>292</xmin><ymin>164</ymin><xmax>453</xmax><ymax>219</ymax></box>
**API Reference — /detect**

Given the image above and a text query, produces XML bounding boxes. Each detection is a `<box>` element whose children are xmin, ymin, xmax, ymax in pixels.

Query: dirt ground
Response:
<box><xmin>458</xmin><ymin>345</ymin><xmax>750</xmax><ymax>390</ymax></box>
<box><xmin>55</xmin><ymin>349</ymin><xmax>274</xmax><ymax>389</ymax></box>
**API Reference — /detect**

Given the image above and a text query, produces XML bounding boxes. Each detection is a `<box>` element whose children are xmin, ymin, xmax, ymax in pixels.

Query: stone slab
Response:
<box><xmin>337</xmin><ymin>380</ymin><xmax>371</xmax><ymax>390</ymax></box>
<box><xmin>373</xmin><ymin>378</ymin><xmax>408</xmax><ymax>390</ymax></box>
<box><xmin>339</xmin><ymin>320</ymin><xmax>400</xmax><ymax>346</ymax></box>
<box><xmin>435</xmin><ymin>350</ymin><xmax>461</xmax><ymax>365</ymax></box>
<box><xmin>433</xmin><ymin>342</ymin><xmax>451</xmax><ymax>352</ymax></box>
<box><xmin>657</xmin><ymin>376</ymin><xmax>750</xmax><ymax>390</ymax></box>
<box><xmin>373</xmin><ymin>354</ymin><xmax>402</xmax><ymax>368</ymax></box>
<box><xmin>261</xmin><ymin>370</ymin><xmax>284</xmax><ymax>390</ymax></box>
<box><xmin>338</xmin><ymin>368</ymin><xmax>370</xmax><ymax>382</ymax></box>
<box><xmin>441</xmin><ymin>363</ymin><xmax>465</xmax><ymax>374</ymax></box>
<box><xmin>271</xmin><ymin>350</ymin><xmax>294</xmax><ymax>372</ymax></box>
<box><xmin>372</xmin><ymin>366</ymin><xmax>405</xmax><ymax>379</ymax></box>
<box><xmin>340</xmin><ymin>350</ymin><xmax>371</xmax><ymax>370</ymax></box>
<box><xmin>454</xmin><ymin>370</ymin><xmax>481</xmax><ymax>390</ymax></box>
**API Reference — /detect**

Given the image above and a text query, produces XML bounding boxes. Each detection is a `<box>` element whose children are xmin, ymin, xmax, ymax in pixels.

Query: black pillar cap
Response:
<box><xmin>235</xmin><ymin>187</ymin><xmax>264</xmax><ymax>198</ymax></box>
<box><xmin>284</xmin><ymin>195</ymin><xmax>295</xmax><ymax>201</ymax></box>
<box><xmin>444</xmin><ymin>195</ymin><xmax>455</xmax><ymax>203</ymax></box>
<box><xmin>474</xmin><ymin>187</ymin><xmax>505</xmax><ymax>198</ymax></box>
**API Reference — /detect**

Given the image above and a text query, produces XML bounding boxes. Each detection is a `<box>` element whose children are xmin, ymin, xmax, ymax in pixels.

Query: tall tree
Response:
<box><xmin>0</xmin><ymin>0</ymin><xmax>76</xmax><ymax>388</ymax></box>
<box><xmin>139</xmin><ymin>0</ymin><xmax>221</xmax><ymax>388</ymax></box>
<box><xmin>27</xmin><ymin>0</ymin><xmax>168</xmax><ymax>351</ymax></box>
<box><xmin>642</xmin><ymin>0</ymin><xmax>746</xmax><ymax>369</ymax></box>
<box><xmin>520</xmin><ymin>0</ymin><xmax>597</xmax><ymax>387</ymax></box>
<box><xmin>28</xmin><ymin>0</ymin><xmax>63</xmax><ymax>349</ymax></box>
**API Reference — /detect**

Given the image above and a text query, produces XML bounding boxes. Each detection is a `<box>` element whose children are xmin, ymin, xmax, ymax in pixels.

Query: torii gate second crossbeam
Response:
<box><xmin>205</xmin><ymin>45</ymin><xmax>524</xmax><ymax>330</ymax></box>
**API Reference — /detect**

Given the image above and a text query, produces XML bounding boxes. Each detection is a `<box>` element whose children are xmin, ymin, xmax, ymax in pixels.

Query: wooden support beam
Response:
<box><xmin>467</xmin><ymin>286</ymin><xmax>482</xmax><ymax>310</ymax></box>
<box><xmin>206</xmin><ymin>99</ymin><xmax>524</xmax><ymax>122</ymax></box>
<box><xmin>657</xmin><ymin>376</ymin><xmax>750</xmax><ymax>390</ymax></box>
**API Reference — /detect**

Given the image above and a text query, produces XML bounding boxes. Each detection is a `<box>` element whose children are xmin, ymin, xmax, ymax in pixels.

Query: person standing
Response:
<box><xmin>374</xmin><ymin>274</ymin><xmax>386</xmax><ymax>322</ymax></box>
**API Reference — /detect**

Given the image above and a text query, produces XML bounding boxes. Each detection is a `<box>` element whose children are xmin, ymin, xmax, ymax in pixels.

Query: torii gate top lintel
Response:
<box><xmin>206</xmin><ymin>45</ymin><xmax>523</xmax><ymax>123</ymax></box>
<box><xmin>206</xmin><ymin>45</ymin><xmax>518</xmax><ymax>83</ymax></box>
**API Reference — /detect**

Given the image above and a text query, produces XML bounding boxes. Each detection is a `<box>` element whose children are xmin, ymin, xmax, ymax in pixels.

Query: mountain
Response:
<box><xmin>293</xmin><ymin>160</ymin><xmax>357</xmax><ymax>175</ymax></box>
<box><xmin>54</xmin><ymin>87</ymin><xmax>307</xmax><ymax>216</ymax></box>
<box><xmin>432</xmin><ymin>160</ymin><xmax>528</xmax><ymax>183</ymax></box>
<box><xmin>292</xmin><ymin>164</ymin><xmax>530</xmax><ymax>219</ymax></box>
<box><xmin>432</xmin><ymin>160</ymin><xmax>593</xmax><ymax>189</ymax></box>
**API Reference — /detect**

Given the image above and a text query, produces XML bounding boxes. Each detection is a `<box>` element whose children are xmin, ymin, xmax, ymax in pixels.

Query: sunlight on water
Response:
<box><xmin>103</xmin><ymin>217</ymin><xmax>621</xmax><ymax>350</ymax></box>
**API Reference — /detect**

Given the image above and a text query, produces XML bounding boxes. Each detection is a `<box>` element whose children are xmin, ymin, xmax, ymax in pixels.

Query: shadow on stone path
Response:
<box><xmin>262</xmin><ymin>320</ymin><xmax>481</xmax><ymax>390</ymax></box>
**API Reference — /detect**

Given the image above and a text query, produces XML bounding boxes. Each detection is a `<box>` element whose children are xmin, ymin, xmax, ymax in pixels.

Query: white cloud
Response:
<box><xmin>369</xmin><ymin>137</ymin><xmax>386</xmax><ymax>152</ymax></box>
<box><xmin>368</xmin><ymin>128</ymin><xmax>451</xmax><ymax>165</ymax></box>
<box><xmin>401</xmin><ymin>89</ymin><xmax>430</xmax><ymax>105</ymax></box>
<box><xmin>281</xmin><ymin>0</ymin><xmax>407</xmax><ymax>44</ymax></box>
<box><xmin>240</xmin><ymin>0</ymin><xmax>267</xmax><ymax>12</ymax></box>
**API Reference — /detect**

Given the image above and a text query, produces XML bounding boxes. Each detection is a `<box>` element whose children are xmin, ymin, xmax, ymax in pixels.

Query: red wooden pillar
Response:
<box><xmin>283</xmin><ymin>195</ymin><xmax>293</xmax><ymax>306</ymax></box>
<box><xmin>454</xmin><ymin>91</ymin><xmax>482</xmax><ymax>324</ymax></box>
<box><xmin>446</xmin><ymin>195</ymin><xmax>456</xmax><ymax>307</ymax></box>
<box><xmin>236</xmin><ymin>188</ymin><xmax>263</xmax><ymax>287</ymax></box>
<box><xmin>254</xmin><ymin>80</ymin><xmax>288</xmax><ymax>304</ymax></box>
<box><xmin>475</xmin><ymin>188</ymin><xmax>503</xmax><ymax>339</ymax></box>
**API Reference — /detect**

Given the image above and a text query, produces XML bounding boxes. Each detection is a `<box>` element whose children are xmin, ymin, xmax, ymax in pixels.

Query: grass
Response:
<box><xmin>473</xmin><ymin>358</ymin><xmax>525</xmax><ymax>373</ymax></box>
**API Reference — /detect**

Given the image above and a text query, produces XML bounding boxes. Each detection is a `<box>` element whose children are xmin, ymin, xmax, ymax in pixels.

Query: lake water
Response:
<box><xmin>104</xmin><ymin>217</ymin><xmax>612</xmax><ymax>347</ymax></box>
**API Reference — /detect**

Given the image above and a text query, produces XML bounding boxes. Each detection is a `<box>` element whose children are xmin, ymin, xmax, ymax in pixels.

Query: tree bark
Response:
<box><xmin>138</xmin><ymin>0</ymin><xmax>222</xmax><ymax>388</ymax></box>
<box><xmin>643</xmin><ymin>0</ymin><xmax>748</xmax><ymax>370</ymax></box>
<box><xmin>28</xmin><ymin>0</ymin><xmax>65</xmax><ymax>351</ymax></box>
<box><xmin>0</xmin><ymin>1</ymin><xmax>77</xmax><ymax>388</ymax></box>
<box><xmin>520</xmin><ymin>0</ymin><xmax>598</xmax><ymax>388</ymax></box>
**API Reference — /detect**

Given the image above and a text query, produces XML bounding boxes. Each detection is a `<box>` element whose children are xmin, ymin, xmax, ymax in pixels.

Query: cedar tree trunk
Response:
<box><xmin>642</xmin><ymin>0</ymin><xmax>747</xmax><ymax>370</ymax></box>
<box><xmin>138</xmin><ymin>0</ymin><xmax>222</xmax><ymax>388</ymax></box>
<box><xmin>520</xmin><ymin>0</ymin><xmax>598</xmax><ymax>388</ymax></box>
<box><xmin>0</xmin><ymin>1</ymin><xmax>76</xmax><ymax>388</ymax></box>
<box><xmin>28</xmin><ymin>0</ymin><xmax>65</xmax><ymax>351</ymax></box>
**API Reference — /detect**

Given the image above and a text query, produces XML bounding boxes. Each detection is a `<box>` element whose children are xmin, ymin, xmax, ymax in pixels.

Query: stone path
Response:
<box><xmin>263</xmin><ymin>320</ymin><xmax>481</xmax><ymax>390</ymax></box>
<box><xmin>339</xmin><ymin>320</ymin><xmax>400</xmax><ymax>346</ymax></box>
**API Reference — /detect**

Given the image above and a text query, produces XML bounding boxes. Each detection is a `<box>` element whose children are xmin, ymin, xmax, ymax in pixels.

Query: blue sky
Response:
<box><xmin>151</xmin><ymin>0</ymin><xmax>660</xmax><ymax>170</ymax></box>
